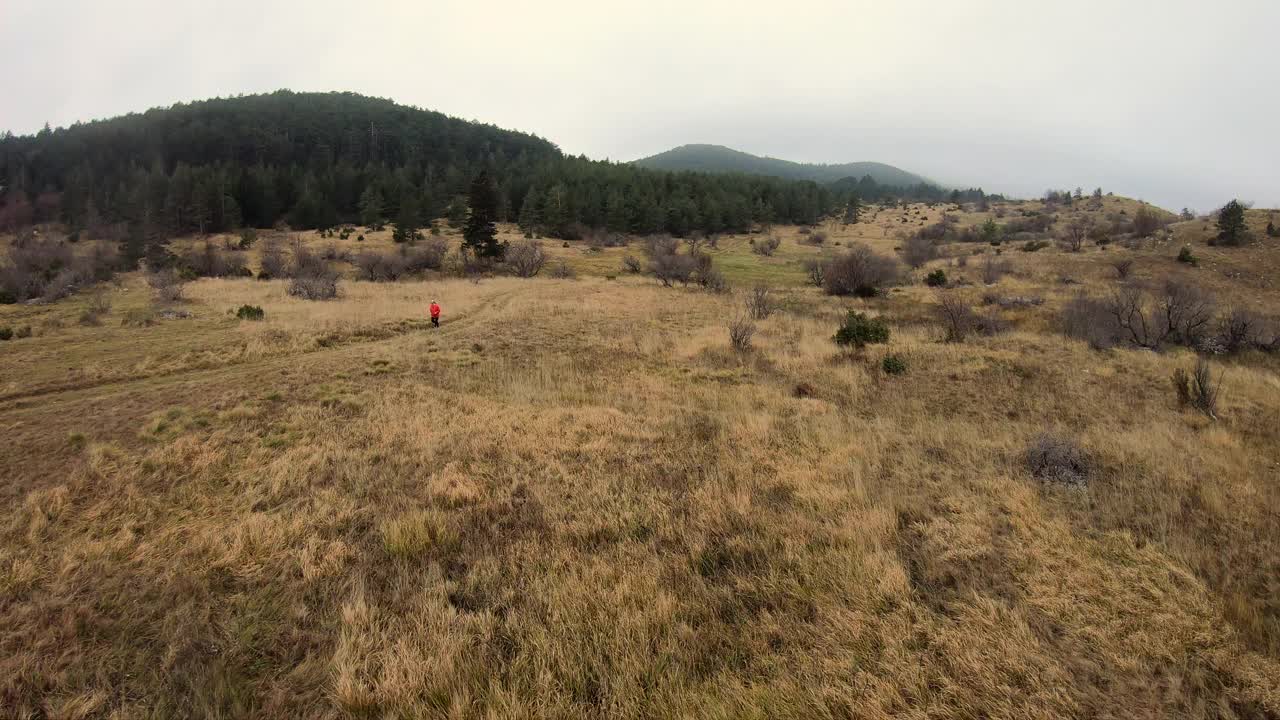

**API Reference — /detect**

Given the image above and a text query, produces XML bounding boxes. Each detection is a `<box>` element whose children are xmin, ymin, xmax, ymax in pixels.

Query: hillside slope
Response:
<box><xmin>633</xmin><ymin>143</ymin><xmax>932</xmax><ymax>187</ymax></box>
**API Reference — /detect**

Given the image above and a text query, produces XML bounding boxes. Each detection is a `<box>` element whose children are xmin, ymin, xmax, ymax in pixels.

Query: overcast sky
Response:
<box><xmin>2</xmin><ymin>0</ymin><xmax>1276</xmax><ymax>211</ymax></box>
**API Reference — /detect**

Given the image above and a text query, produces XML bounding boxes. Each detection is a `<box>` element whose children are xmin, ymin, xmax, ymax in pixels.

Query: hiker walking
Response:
<box><xmin>429</xmin><ymin>300</ymin><xmax>441</xmax><ymax>328</ymax></box>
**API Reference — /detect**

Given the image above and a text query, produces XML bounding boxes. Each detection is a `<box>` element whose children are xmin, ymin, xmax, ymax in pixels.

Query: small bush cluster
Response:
<box><xmin>881</xmin><ymin>354</ymin><xmax>907</xmax><ymax>375</ymax></box>
<box><xmin>1177</xmin><ymin>246</ymin><xmax>1197</xmax><ymax>265</ymax></box>
<box><xmin>1172</xmin><ymin>357</ymin><xmax>1221</xmax><ymax>419</ymax></box>
<box><xmin>728</xmin><ymin>317</ymin><xmax>755</xmax><ymax>352</ymax></box>
<box><xmin>750</xmin><ymin>235</ymin><xmax>781</xmax><ymax>256</ymax></box>
<box><xmin>746</xmin><ymin>285</ymin><xmax>774</xmax><ymax>320</ymax></box>
<box><xmin>935</xmin><ymin>292</ymin><xmax>1008</xmax><ymax>342</ymax></box>
<box><xmin>0</xmin><ymin>237</ymin><xmax>122</xmax><ymax>303</ymax></box>
<box><xmin>179</xmin><ymin>242</ymin><xmax>250</xmax><ymax>278</ymax></box>
<box><xmin>1024</xmin><ymin>433</ymin><xmax>1092</xmax><ymax>487</ymax></box>
<box><xmin>924</xmin><ymin>269</ymin><xmax>947</xmax><ymax>287</ymax></box>
<box><xmin>901</xmin><ymin>233</ymin><xmax>938</xmax><ymax>268</ymax></box>
<box><xmin>236</xmin><ymin>304</ymin><xmax>265</xmax><ymax>321</ymax></box>
<box><xmin>833</xmin><ymin>311</ymin><xmax>889</xmax><ymax>349</ymax></box>
<box><xmin>147</xmin><ymin>268</ymin><xmax>186</xmax><ymax>303</ymax></box>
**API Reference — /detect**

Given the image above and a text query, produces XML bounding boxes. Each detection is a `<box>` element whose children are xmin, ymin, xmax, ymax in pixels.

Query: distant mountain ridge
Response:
<box><xmin>633</xmin><ymin>144</ymin><xmax>933</xmax><ymax>187</ymax></box>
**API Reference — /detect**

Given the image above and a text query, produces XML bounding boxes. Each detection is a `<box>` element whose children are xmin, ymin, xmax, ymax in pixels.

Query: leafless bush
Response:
<box><xmin>980</xmin><ymin>255</ymin><xmax>1011</xmax><ymax>284</ymax></box>
<box><xmin>728</xmin><ymin>317</ymin><xmax>755</xmax><ymax>352</ymax></box>
<box><xmin>803</xmin><ymin>258</ymin><xmax>826</xmax><ymax>287</ymax></box>
<box><xmin>354</xmin><ymin>251</ymin><xmax>408</xmax><ymax>281</ymax></box>
<box><xmin>1216</xmin><ymin>307</ymin><xmax>1262</xmax><ymax>354</ymax></box>
<box><xmin>78</xmin><ymin>291</ymin><xmax>112</xmax><ymax>325</ymax></box>
<box><xmin>0</xmin><ymin>237</ymin><xmax>76</xmax><ymax>302</ymax></box>
<box><xmin>1024</xmin><ymin>433</ymin><xmax>1092</xmax><ymax>487</ymax></box>
<box><xmin>643</xmin><ymin>234</ymin><xmax>680</xmax><ymax>258</ymax></box>
<box><xmin>1097</xmin><ymin>280</ymin><xmax>1215</xmax><ymax>349</ymax></box>
<box><xmin>751</xmin><ymin>235</ymin><xmax>781</xmax><ymax>256</ymax></box>
<box><xmin>935</xmin><ymin>292</ymin><xmax>989</xmax><ymax>342</ymax></box>
<box><xmin>746</xmin><ymin>285</ymin><xmax>774</xmax><ymax>319</ymax></box>
<box><xmin>1112</xmin><ymin>259</ymin><xmax>1134</xmax><ymax>279</ymax></box>
<box><xmin>147</xmin><ymin>268</ymin><xmax>186</xmax><ymax>303</ymax></box>
<box><xmin>548</xmin><ymin>260</ymin><xmax>576</xmax><ymax>279</ymax></box>
<box><xmin>902</xmin><ymin>233</ymin><xmax>939</xmax><ymax>268</ymax></box>
<box><xmin>1059</xmin><ymin>217</ymin><xmax>1092</xmax><ymax>252</ymax></box>
<box><xmin>807</xmin><ymin>230</ymin><xmax>828</xmax><ymax>245</ymax></box>
<box><xmin>650</xmin><ymin>247</ymin><xmax>697</xmax><ymax>287</ymax></box>
<box><xmin>180</xmin><ymin>241</ymin><xmax>249</xmax><ymax>278</ymax></box>
<box><xmin>401</xmin><ymin>237</ymin><xmax>448</xmax><ymax>273</ymax></box>
<box><xmin>506</xmin><ymin>240</ymin><xmax>548</xmax><ymax>278</ymax></box>
<box><xmin>1061</xmin><ymin>293</ymin><xmax>1122</xmax><ymax>349</ymax></box>
<box><xmin>258</xmin><ymin>238</ymin><xmax>287</xmax><ymax>279</ymax></box>
<box><xmin>1133</xmin><ymin>205</ymin><xmax>1165</xmax><ymax>237</ymax></box>
<box><xmin>290</xmin><ymin>243</ymin><xmax>330</xmax><ymax>280</ymax></box>
<box><xmin>981</xmin><ymin>293</ymin><xmax>1043</xmax><ymax>308</ymax></box>
<box><xmin>1172</xmin><ymin>357</ymin><xmax>1221</xmax><ymax>418</ymax></box>
<box><xmin>622</xmin><ymin>255</ymin><xmax>643</xmax><ymax>274</ymax></box>
<box><xmin>822</xmin><ymin>244</ymin><xmax>901</xmax><ymax>297</ymax></box>
<box><xmin>288</xmin><ymin>275</ymin><xmax>339</xmax><ymax>300</ymax></box>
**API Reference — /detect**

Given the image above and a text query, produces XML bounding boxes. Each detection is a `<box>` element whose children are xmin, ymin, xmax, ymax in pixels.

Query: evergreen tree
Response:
<box><xmin>446</xmin><ymin>197</ymin><xmax>468</xmax><ymax>228</ymax></box>
<box><xmin>843</xmin><ymin>195</ymin><xmax>861</xmax><ymax>224</ymax></box>
<box><xmin>359</xmin><ymin>185</ymin><xmax>385</xmax><ymax>229</ymax></box>
<box><xmin>1215</xmin><ymin>199</ymin><xmax>1248</xmax><ymax>247</ymax></box>
<box><xmin>463</xmin><ymin>170</ymin><xmax>502</xmax><ymax>258</ymax></box>
<box><xmin>519</xmin><ymin>186</ymin><xmax>543</xmax><ymax>235</ymax></box>
<box><xmin>393</xmin><ymin>190</ymin><xmax>421</xmax><ymax>244</ymax></box>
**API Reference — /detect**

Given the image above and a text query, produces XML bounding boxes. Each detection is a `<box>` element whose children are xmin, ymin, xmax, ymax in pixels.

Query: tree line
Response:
<box><xmin>1</xmin><ymin>90</ymin><xmax>969</xmax><ymax>249</ymax></box>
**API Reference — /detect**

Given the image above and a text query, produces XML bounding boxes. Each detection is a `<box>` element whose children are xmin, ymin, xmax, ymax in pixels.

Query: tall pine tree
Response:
<box><xmin>463</xmin><ymin>170</ymin><xmax>502</xmax><ymax>258</ymax></box>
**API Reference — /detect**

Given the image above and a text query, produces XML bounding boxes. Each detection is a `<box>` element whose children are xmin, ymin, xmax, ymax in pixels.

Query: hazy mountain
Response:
<box><xmin>633</xmin><ymin>144</ymin><xmax>933</xmax><ymax>187</ymax></box>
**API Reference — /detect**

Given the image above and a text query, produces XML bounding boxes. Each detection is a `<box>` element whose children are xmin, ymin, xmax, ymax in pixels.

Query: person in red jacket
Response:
<box><xmin>429</xmin><ymin>300</ymin><xmax>441</xmax><ymax>328</ymax></box>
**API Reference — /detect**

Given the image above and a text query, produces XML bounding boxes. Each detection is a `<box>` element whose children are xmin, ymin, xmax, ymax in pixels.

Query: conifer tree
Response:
<box><xmin>1215</xmin><ymin>199</ymin><xmax>1248</xmax><ymax>247</ymax></box>
<box><xmin>463</xmin><ymin>170</ymin><xmax>503</xmax><ymax>258</ymax></box>
<box><xmin>359</xmin><ymin>185</ymin><xmax>385</xmax><ymax>229</ymax></box>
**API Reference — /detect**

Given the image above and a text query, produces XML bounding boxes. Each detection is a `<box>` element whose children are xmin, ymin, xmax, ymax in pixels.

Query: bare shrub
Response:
<box><xmin>642</xmin><ymin>234</ymin><xmax>680</xmax><ymax>258</ymax></box>
<box><xmin>506</xmin><ymin>240</ymin><xmax>547</xmax><ymax>278</ymax></box>
<box><xmin>147</xmin><ymin>268</ymin><xmax>186</xmax><ymax>303</ymax></box>
<box><xmin>1133</xmin><ymin>205</ymin><xmax>1164</xmax><ymax>237</ymax></box>
<box><xmin>401</xmin><ymin>237</ymin><xmax>448</xmax><ymax>274</ymax></box>
<box><xmin>548</xmin><ymin>260</ymin><xmax>576</xmax><ymax>279</ymax></box>
<box><xmin>288</xmin><ymin>275</ymin><xmax>339</xmax><ymax>300</ymax></box>
<box><xmin>1157</xmin><ymin>280</ymin><xmax>1215</xmax><ymax>347</ymax></box>
<box><xmin>354</xmin><ymin>252</ymin><xmax>408</xmax><ymax>281</ymax></box>
<box><xmin>1059</xmin><ymin>217</ymin><xmax>1092</xmax><ymax>252</ymax></box>
<box><xmin>180</xmin><ymin>241</ymin><xmax>249</xmax><ymax>278</ymax></box>
<box><xmin>78</xmin><ymin>292</ymin><xmax>112</xmax><ymax>326</ymax></box>
<box><xmin>751</xmin><ymin>235</ymin><xmax>781</xmax><ymax>256</ymax></box>
<box><xmin>258</xmin><ymin>238</ymin><xmax>287</xmax><ymax>279</ymax></box>
<box><xmin>934</xmin><ymin>292</ymin><xmax>1008</xmax><ymax>341</ymax></box>
<box><xmin>807</xmin><ymin>230</ymin><xmax>828</xmax><ymax>245</ymax></box>
<box><xmin>822</xmin><ymin>244</ymin><xmax>901</xmax><ymax>297</ymax></box>
<box><xmin>0</xmin><ymin>237</ymin><xmax>76</xmax><ymax>302</ymax></box>
<box><xmin>728</xmin><ymin>317</ymin><xmax>755</xmax><ymax>352</ymax></box>
<box><xmin>1024</xmin><ymin>433</ymin><xmax>1092</xmax><ymax>487</ymax></box>
<box><xmin>803</xmin><ymin>258</ymin><xmax>826</xmax><ymax>287</ymax></box>
<box><xmin>746</xmin><ymin>285</ymin><xmax>774</xmax><ymax>320</ymax></box>
<box><xmin>1061</xmin><ymin>293</ymin><xmax>1122</xmax><ymax>349</ymax></box>
<box><xmin>651</xmin><ymin>248</ymin><xmax>697</xmax><ymax>287</ymax></box>
<box><xmin>1217</xmin><ymin>307</ymin><xmax>1262</xmax><ymax>354</ymax></box>
<box><xmin>622</xmin><ymin>255</ymin><xmax>643</xmax><ymax>274</ymax></box>
<box><xmin>290</xmin><ymin>243</ymin><xmax>329</xmax><ymax>279</ymax></box>
<box><xmin>1172</xmin><ymin>357</ymin><xmax>1221</xmax><ymax>418</ymax></box>
<box><xmin>1112</xmin><ymin>259</ymin><xmax>1134</xmax><ymax>280</ymax></box>
<box><xmin>980</xmin><ymin>255</ymin><xmax>1011</xmax><ymax>284</ymax></box>
<box><xmin>901</xmin><ymin>233</ymin><xmax>938</xmax><ymax>268</ymax></box>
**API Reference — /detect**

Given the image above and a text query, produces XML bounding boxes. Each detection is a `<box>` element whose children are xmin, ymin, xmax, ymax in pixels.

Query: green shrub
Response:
<box><xmin>236</xmin><ymin>304</ymin><xmax>266</xmax><ymax>321</ymax></box>
<box><xmin>1020</xmin><ymin>240</ymin><xmax>1050</xmax><ymax>252</ymax></box>
<box><xmin>833</xmin><ymin>311</ymin><xmax>890</xmax><ymax>349</ymax></box>
<box><xmin>1177</xmin><ymin>246</ymin><xmax>1198</xmax><ymax>266</ymax></box>
<box><xmin>882</xmin><ymin>354</ymin><xmax>907</xmax><ymax>375</ymax></box>
<box><xmin>0</xmin><ymin>327</ymin><xmax>11</xmax><ymax>341</ymax></box>
<box><xmin>0</xmin><ymin>289</ymin><xmax>16</xmax><ymax>304</ymax></box>
<box><xmin>925</xmin><ymin>269</ymin><xmax>947</xmax><ymax>287</ymax></box>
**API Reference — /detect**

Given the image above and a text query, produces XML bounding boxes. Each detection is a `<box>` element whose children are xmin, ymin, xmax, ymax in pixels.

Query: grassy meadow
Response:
<box><xmin>2</xmin><ymin>199</ymin><xmax>1280</xmax><ymax>718</ymax></box>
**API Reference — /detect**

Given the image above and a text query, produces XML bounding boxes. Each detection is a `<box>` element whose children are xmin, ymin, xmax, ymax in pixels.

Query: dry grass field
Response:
<box><xmin>3</xmin><ymin>199</ymin><xmax>1280</xmax><ymax>718</ymax></box>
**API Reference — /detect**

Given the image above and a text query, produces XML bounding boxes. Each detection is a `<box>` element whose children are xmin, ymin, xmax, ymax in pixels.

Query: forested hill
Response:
<box><xmin>0</xmin><ymin>91</ymin><xmax>975</xmax><ymax>240</ymax></box>
<box><xmin>633</xmin><ymin>144</ymin><xmax>931</xmax><ymax>187</ymax></box>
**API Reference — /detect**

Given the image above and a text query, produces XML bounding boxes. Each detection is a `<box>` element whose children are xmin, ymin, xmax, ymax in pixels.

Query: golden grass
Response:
<box><xmin>2</xmin><ymin>208</ymin><xmax>1280</xmax><ymax>718</ymax></box>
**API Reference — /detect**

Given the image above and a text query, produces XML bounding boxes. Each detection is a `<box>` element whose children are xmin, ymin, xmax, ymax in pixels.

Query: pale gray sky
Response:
<box><xmin>2</xmin><ymin>0</ymin><xmax>1276</xmax><ymax>211</ymax></box>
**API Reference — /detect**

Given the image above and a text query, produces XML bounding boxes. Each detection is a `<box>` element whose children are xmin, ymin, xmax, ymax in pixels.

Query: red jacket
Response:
<box><xmin>429</xmin><ymin>303</ymin><xmax>441</xmax><ymax>318</ymax></box>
